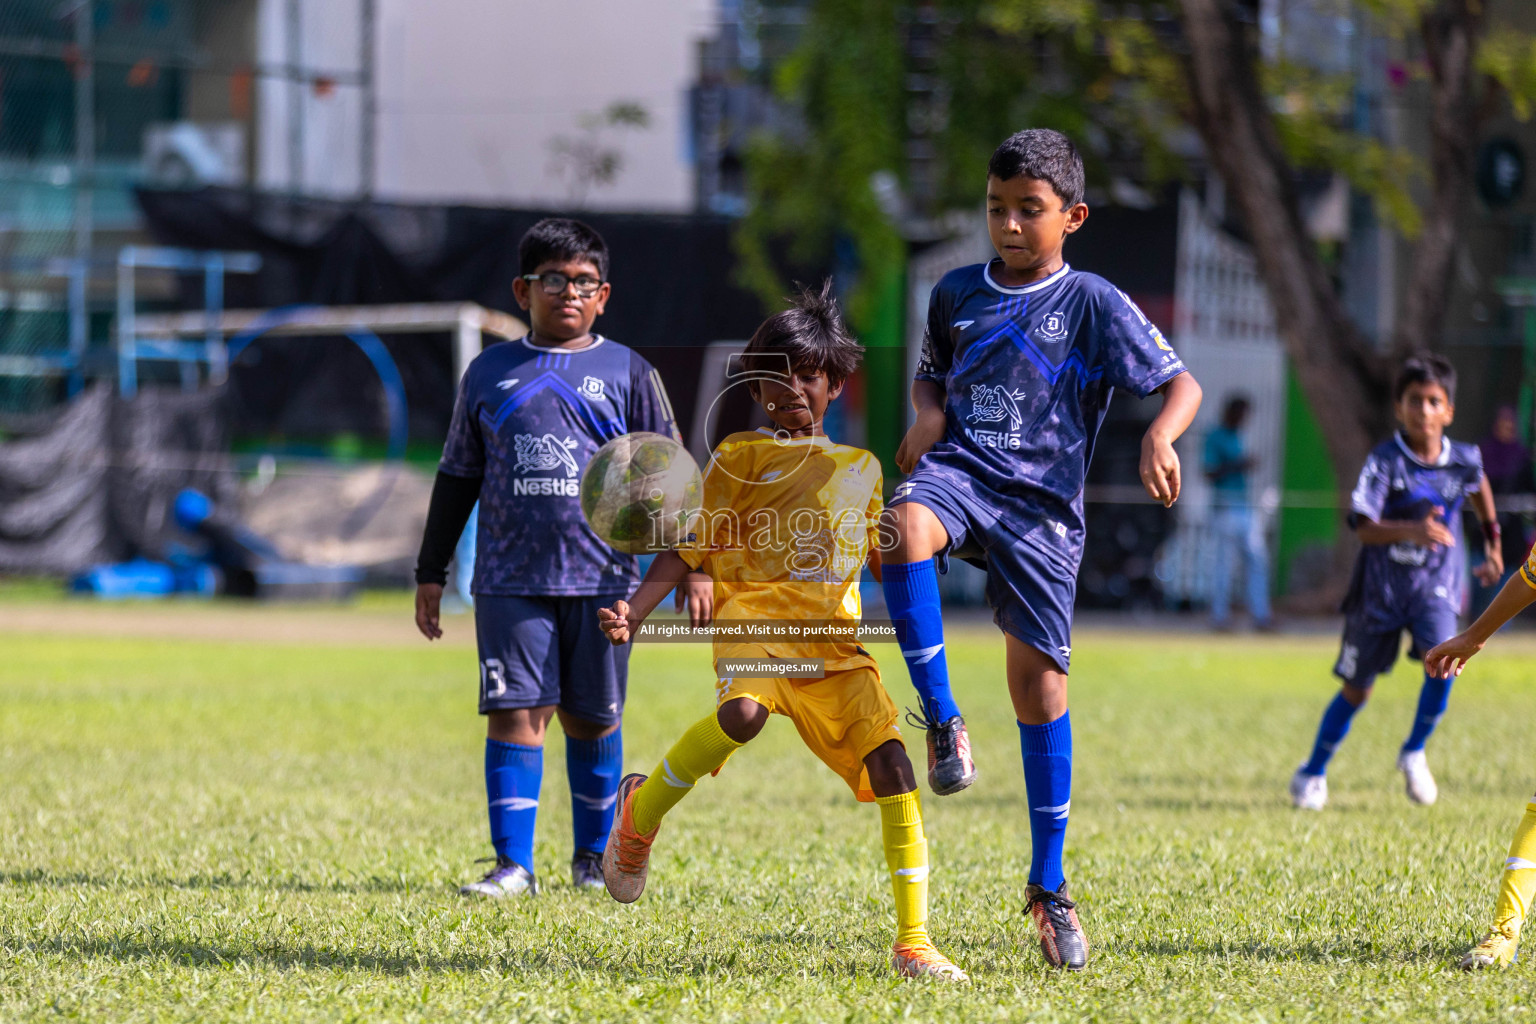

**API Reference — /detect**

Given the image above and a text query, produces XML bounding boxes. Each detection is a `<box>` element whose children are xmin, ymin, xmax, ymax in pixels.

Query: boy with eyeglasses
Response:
<box><xmin>414</xmin><ymin>217</ymin><xmax>707</xmax><ymax>897</ymax></box>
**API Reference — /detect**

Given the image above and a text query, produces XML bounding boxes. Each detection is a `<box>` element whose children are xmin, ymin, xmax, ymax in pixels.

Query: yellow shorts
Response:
<box><xmin>715</xmin><ymin>661</ymin><xmax>903</xmax><ymax>802</ymax></box>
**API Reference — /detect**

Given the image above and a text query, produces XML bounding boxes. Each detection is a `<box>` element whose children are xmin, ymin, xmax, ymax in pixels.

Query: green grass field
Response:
<box><xmin>3</xmin><ymin>599</ymin><xmax>1536</xmax><ymax>1022</ymax></box>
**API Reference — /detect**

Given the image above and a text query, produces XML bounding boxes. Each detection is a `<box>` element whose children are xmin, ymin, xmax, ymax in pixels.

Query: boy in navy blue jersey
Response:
<box><xmin>879</xmin><ymin>129</ymin><xmax>1202</xmax><ymax>970</ymax></box>
<box><xmin>414</xmin><ymin>217</ymin><xmax>707</xmax><ymax>897</ymax></box>
<box><xmin>1290</xmin><ymin>354</ymin><xmax>1501</xmax><ymax>811</ymax></box>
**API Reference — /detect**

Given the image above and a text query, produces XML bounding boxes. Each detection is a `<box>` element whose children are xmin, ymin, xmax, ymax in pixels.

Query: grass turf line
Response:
<box><xmin>2</xmin><ymin>613</ymin><xmax>1535</xmax><ymax>1021</ymax></box>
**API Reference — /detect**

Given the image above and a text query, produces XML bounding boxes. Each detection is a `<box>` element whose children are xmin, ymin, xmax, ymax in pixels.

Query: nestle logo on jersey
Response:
<box><xmin>963</xmin><ymin>427</ymin><xmax>1022</xmax><ymax>449</ymax></box>
<box><xmin>513</xmin><ymin>477</ymin><xmax>580</xmax><ymax>497</ymax></box>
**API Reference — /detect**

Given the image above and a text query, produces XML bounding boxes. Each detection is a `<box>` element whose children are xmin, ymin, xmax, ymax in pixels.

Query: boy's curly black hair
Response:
<box><xmin>740</xmin><ymin>280</ymin><xmax>862</xmax><ymax>386</ymax></box>
<box><xmin>1394</xmin><ymin>352</ymin><xmax>1457</xmax><ymax>404</ymax></box>
<box><xmin>988</xmin><ymin>128</ymin><xmax>1085</xmax><ymax>210</ymax></box>
<box><xmin>518</xmin><ymin>217</ymin><xmax>609</xmax><ymax>280</ymax></box>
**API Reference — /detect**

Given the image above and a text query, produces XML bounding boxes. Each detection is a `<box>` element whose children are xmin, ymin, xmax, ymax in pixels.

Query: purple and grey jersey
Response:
<box><xmin>908</xmin><ymin>261</ymin><xmax>1188</xmax><ymax>571</ymax></box>
<box><xmin>439</xmin><ymin>334</ymin><xmax>681</xmax><ymax>597</ymax></box>
<box><xmin>1342</xmin><ymin>433</ymin><xmax>1484</xmax><ymax>625</ymax></box>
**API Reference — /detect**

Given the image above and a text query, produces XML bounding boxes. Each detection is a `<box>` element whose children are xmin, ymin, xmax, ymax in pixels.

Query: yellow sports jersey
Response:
<box><xmin>677</xmin><ymin>429</ymin><xmax>883</xmax><ymax>668</ymax></box>
<box><xmin>1521</xmin><ymin>543</ymin><xmax>1536</xmax><ymax>590</ymax></box>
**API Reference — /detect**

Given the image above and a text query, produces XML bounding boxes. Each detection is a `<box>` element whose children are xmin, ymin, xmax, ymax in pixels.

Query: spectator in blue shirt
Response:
<box><xmin>1204</xmin><ymin>395</ymin><xmax>1274</xmax><ymax>631</ymax></box>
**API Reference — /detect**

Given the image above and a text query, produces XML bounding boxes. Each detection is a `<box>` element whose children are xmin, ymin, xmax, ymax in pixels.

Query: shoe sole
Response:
<box><xmin>458</xmin><ymin>882</ymin><xmax>534</xmax><ymax>898</ymax></box>
<box><xmin>893</xmin><ymin>959</ymin><xmax>969</xmax><ymax>982</ymax></box>
<box><xmin>1401</xmin><ymin>774</ymin><xmax>1437</xmax><ymax>805</ymax></box>
<box><xmin>929</xmin><ymin>768</ymin><xmax>978</xmax><ymax>796</ymax></box>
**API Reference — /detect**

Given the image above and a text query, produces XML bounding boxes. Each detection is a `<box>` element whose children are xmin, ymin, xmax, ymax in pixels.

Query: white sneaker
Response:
<box><xmin>459</xmin><ymin>857</ymin><xmax>537</xmax><ymax>898</ymax></box>
<box><xmin>1397</xmin><ymin>749</ymin><xmax>1438</xmax><ymax>805</ymax></box>
<box><xmin>1290</xmin><ymin>768</ymin><xmax>1328</xmax><ymax>810</ymax></box>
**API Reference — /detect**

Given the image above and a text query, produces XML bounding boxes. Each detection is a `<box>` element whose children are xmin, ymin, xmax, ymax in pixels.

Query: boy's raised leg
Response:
<box><xmin>881</xmin><ymin>502</ymin><xmax>976</xmax><ymax>795</ymax></box>
<box><xmin>1397</xmin><ymin>670</ymin><xmax>1451</xmax><ymax>805</ymax></box>
<box><xmin>1008</xmin><ymin>636</ymin><xmax>1087</xmax><ymax>970</ymax></box>
<box><xmin>1292</xmin><ymin>688</ymin><xmax>1365</xmax><ymax>810</ymax></box>
<box><xmin>1463</xmin><ymin>797</ymin><xmax>1536</xmax><ymax>969</ymax></box>
<box><xmin>603</xmin><ymin>709</ymin><xmax>745</xmax><ymax>903</ymax></box>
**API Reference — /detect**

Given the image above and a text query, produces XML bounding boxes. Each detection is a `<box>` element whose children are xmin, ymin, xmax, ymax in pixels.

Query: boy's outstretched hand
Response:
<box><xmin>1424</xmin><ymin>631</ymin><xmax>1484</xmax><ymax>679</ymax></box>
<box><xmin>415</xmin><ymin>583</ymin><xmax>443</xmax><ymax>640</ymax></box>
<box><xmin>1140</xmin><ymin>433</ymin><xmax>1182</xmax><ymax>507</ymax></box>
<box><xmin>599</xmin><ymin>599</ymin><xmax>634</xmax><ymax>646</ymax></box>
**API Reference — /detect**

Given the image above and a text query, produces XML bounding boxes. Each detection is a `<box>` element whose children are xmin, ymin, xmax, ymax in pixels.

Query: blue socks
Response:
<box><xmin>1019</xmin><ymin>713</ymin><xmax>1072</xmax><ymax>893</ymax></box>
<box><xmin>485</xmin><ymin>739</ymin><xmax>542</xmax><ymax>870</ymax></box>
<box><xmin>566</xmin><ymin>730</ymin><xmax>623</xmax><ymax>855</ymax></box>
<box><xmin>882</xmin><ymin>559</ymin><xmax>961</xmax><ymax>722</ymax></box>
<box><xmin>1302</xmin><ymin>693</ymin><xmax>1360</xmax><ymax>775</ymax></box>
<box><xmin>1402</xmin><ymin>673</ymin><xmax>1453</xmax><ymax>752</ymax></box>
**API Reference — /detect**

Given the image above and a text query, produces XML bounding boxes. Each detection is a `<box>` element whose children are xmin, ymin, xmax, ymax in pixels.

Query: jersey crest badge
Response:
<box><xmin>513</xmin><ymin>433</ymin><xmax>580</xmax><ymax>477</ymax></box>
<box><xmin>580</xmin><ymin>375</ymin><xmax>606</xmax><ymax>401</ymax></box>
<box><xmin>1036</xmin><ymin>311</ymin><xmax>1071</xmax><ymax>343</ymax></box>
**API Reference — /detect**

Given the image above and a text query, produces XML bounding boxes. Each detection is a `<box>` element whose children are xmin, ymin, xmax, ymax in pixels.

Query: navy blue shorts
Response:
<box><xmin>1333</xmin><ymin>605</ymin><xmax>1459</xmax><ymax>688</ymax></box>
<box><xmin>474</xmin><ymin>594</ymin><xmax>630</xmax><ymax>722</ymax></box>
<box><xmin>891</xmin><ymin>474</ymin><xmax>1075</xmax><ymax>672</ymax></box>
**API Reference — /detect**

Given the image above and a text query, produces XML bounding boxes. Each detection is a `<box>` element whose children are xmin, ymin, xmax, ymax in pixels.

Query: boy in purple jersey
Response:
<box><xmin>878</xmin><ymin>129</ymin><xmax>1203</xmax><ymax>970</ymax></box>
<box><xmin>413</xmin><ymin>218</ymin><xmax>708</xmax><ymax>897</ymax></box>
<box><xmin>1290</xmin><ymin>355</ymin><xmax>1501</xmax><ymax>812</ymax></box>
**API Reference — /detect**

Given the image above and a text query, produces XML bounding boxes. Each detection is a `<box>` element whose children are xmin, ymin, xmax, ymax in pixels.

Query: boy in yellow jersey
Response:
<box><xmin>596</xmin><ymin>283</ymin><xmax>968</xmax><ymax>982</ymax></box>
<box><xmin>1425</xmin><ymin>543</ymin><xmax>1536</xmax><ymax>968</ymax></box>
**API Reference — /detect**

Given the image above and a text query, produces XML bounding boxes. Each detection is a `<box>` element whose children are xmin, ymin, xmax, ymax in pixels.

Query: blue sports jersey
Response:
<box><xmin>439</xmin><ymin>334</ymin><xmax>681</xmax><ymax>597</ymax></box>
<box><xmin>1341</xmin><ymin>433</ymin><xmax>1484</xmax><ymax>627</ymax></box>
<box><xmin>909</xmin><ymin>261</ymin><xmax>1188</xmax><ymax>570</ymax></box>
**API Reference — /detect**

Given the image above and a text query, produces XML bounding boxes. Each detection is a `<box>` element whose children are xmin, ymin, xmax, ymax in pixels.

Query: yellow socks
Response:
<box><xmin>877</xmin><ymin>790</ymin><xmax>929</xmax><ymax>946</ymax></box>
<box><xmin>631</xmin><ymin>711</ymin><xmax>743</xmax><ymax>834</ymax></box>
<box><xmin>1493</xmin><ymin>801</ymin><xmax>1536</xmax><ymax>939</ymax></box>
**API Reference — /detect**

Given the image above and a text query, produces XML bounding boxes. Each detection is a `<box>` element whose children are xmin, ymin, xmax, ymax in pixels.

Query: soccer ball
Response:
<box><xmin>580</xmin><ymin>432</ymin><xmax>703</xmax><ymax>554</ymax></box>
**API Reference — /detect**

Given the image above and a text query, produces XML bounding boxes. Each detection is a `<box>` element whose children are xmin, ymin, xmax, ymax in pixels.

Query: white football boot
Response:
<box><xmin>1397</xmin><ymin>749</ymin><xmax>1438</xmax><ymax>805</ymax></box>
<box><xmin>1290</xmin><ymin>768</ymin><xmax>1328</xmax><ymax>811</ymax></box>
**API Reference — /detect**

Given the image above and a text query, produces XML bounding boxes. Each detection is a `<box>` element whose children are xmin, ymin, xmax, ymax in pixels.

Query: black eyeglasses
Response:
<box><xmin>521</xmin><ymin>271</ymin><xmax>604</xmax><ymax>298</ymax></box>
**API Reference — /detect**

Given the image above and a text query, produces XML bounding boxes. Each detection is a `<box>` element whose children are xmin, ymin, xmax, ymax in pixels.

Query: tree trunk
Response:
<box><xmin>1392</xmin><ymin>0</ymin><xmax>1488</xmax><ymax>358</ymax></box>
<box><xmin>1176</xmin><ymin>0</ymin><xmax>1388</xmax><ymax>506</ymax></box>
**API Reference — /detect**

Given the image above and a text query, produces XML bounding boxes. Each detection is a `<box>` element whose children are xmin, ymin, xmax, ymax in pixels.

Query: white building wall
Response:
<box><xmin>257</xmin><ymin>0</ymin><xmax>715</xmax><ymax>209</ymax></box>
<box><xmin>1159</xmin><ymin>187</ymin><xmax>1288</xmax><ymax>606</ymax></box>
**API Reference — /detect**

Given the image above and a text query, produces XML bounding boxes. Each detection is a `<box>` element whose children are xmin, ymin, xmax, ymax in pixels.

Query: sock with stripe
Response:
<box><xmin>1401</xmin><ymin>672</ymin><xmax>1453</xmax><ymax>752</ymax></box>
<box><xmin>881</xmin><ymin>558</ymin><xmax>961</xmax><ymax>722</ymax></box>
<box><xmin>1019</xmin><ymin>712</ymin><xmax>1072</xmax><ymax>892</ymax></box>
<box><xmin>631</xmin><ymin>711</ymin><xmax>743</xmax><ymax>834</ymax></box>
<box><xmin>566</xmin><ymin>730</ymin><xmax>623</xmax><ymax>856</ymax></box>
<box><xmin>877</xmin><ymin>790</ymin><xmax>930</xmax><ymax>946</ymax></box>
<box><xmin>1302</xmin><ymin>692</ymin><xmax>1360</xmax><ymax>775</ymax></box>
<box><xmin>486</xmin><ymin>738</ymin><xmax>542</xmax><ymax>871</ymax></box>
<box><xmin>1493</xmin><ymin>800</ymin><xmax>1536</xmax><ymax>940</ymax></box>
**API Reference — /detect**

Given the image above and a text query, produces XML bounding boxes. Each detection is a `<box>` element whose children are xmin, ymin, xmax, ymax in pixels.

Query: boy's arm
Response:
<box><xmin>1355</xmin><ymin>512</ymin><xmax>1456</xmax><ymax>549</ymax></box>
<box><xmin>1140</xmin><ymin>372</ymin><xmax>1203</xmax><ymax>507</ymax></box>
<box><xmin>599</xmin><ymin>550</ymin><xmax>692</xmax><ymax>645</ymax></box>
<box><xmin>413</xmin><ymin>471</ymin><xmax>483</xmax><ymax>640</ymax></box>
<box><xmin>896</xmin><ymin>379</ymin><xmax>947</xmax><ymax>475</ymax></box>
<box><xmin>1425</xmin><ymin>569</ymin><xmax>1536</xmax><ymax>677</ymax></box>
<box><xmin>1470</xmin><ymin>471</ymin><xmax>1504</xmax><ymax>584</ymax></box>
<box><xmin>897</xmin><ymin>282</ymin><xmax>954</xmax><ymax>476</ymax></box>
<box><xmin>675</xmin><ymin>570</ymin><xmax>714</xmax><ymax>628</ymax></box>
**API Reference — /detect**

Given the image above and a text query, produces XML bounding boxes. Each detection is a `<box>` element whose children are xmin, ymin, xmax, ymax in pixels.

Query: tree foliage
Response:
<box><xmin>740</xmin><ymin>0</ymin><xmax>1536</xmax><ymax>334</ymax></box>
